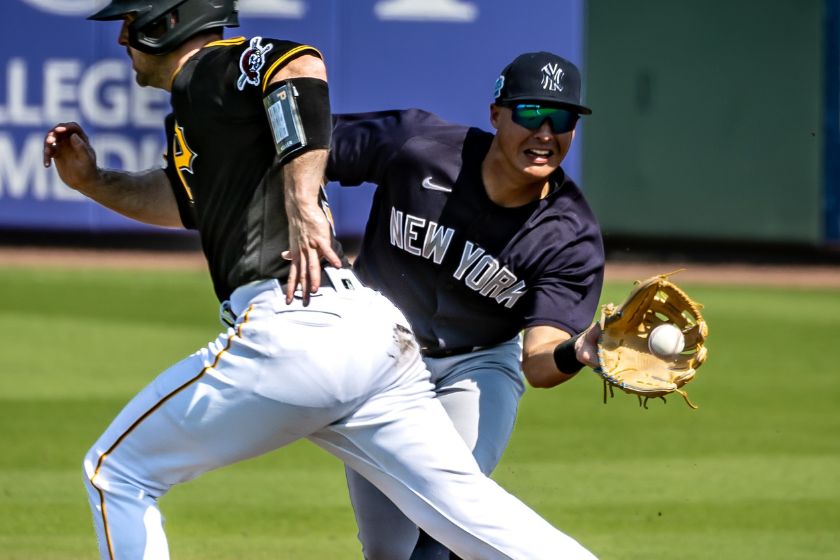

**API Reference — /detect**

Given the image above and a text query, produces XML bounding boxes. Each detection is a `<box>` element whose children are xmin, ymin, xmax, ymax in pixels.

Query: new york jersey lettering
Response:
<box><xmin>422</xmin><ymin>221</ymin><xmax>455</xmax><ymax>264</ymax></box>
<box><xmin>390</xmin><ymin>206</ymin><xmax>455</xmax><ymax>263</ymax></box>
<box><xmin>453</xmin><ymin>241</ymin><xmax>527</xmax><ymax>309</ymax></box>
<box><xmin>388</xmin><ymin>210</ymin><xmax>527</xmax><ymax>309</ymax></box>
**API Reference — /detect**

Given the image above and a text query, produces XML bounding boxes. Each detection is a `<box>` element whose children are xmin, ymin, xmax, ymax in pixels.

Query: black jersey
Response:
<box><xmin>164</xmin><ymin>36</ymin><xmax>348</xmax><ymax>302</ymax></box>
<box><xmin>327</xmin><ymin>109</ymin><xmax>604</xmax><ymax>353</ymax></box>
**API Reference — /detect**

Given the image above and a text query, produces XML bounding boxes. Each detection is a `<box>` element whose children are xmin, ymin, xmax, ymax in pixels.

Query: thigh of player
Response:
<box><xmin>313</xmin><ymin>378</ymin><xmax>596</xmax><ymax>560</ymax></box>
<box><xmin>343</xmin><ymin>337</ymin><xmax>526</xmax><ymax>559</ymax></box>
<box><xmin>83</xmin><ymin>287</ymin><xmax>410</xmax><ymax>560</ymax></box>
<box><xmin>430</xmin><ymin>336</ymin><xmax>526</xmax><ymax>474</ymax></box>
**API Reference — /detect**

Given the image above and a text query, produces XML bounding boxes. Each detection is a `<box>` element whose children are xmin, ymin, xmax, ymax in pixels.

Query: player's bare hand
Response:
<box><xmin>575</xmin><ymin>322</ymin><xmax>601</xmax><ymax>369</ymax></box>
<box><xmin>43</xmin><ymin>123</ymin><xmax>99</xmax><ymax>190</ymax></box>
<box><xmin>284</xmin><ymin>201</ymin><xmax>343</xmax><ymax>306</ymax></box>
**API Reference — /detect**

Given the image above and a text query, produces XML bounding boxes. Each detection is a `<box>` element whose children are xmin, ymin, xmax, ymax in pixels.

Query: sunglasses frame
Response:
<box><xmin>503</xmin><ymin>103</ymin><xmax>580</xmax><ymax>134</ymax></box>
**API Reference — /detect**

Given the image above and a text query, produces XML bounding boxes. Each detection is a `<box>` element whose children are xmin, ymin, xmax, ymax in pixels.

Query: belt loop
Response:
<box><xmin>323</xmin><ymin>267</ymin><xmax>365</xmax><ymax>298</ymax></box>
<box><xmin>219</xmin><ymin>301</ymin><xmax>237</xmax><ymax>328</ymax></box>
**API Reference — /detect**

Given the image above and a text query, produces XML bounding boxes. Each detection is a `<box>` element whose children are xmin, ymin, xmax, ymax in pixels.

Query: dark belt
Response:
<box><xmin>279</xmin><ymin>266</ymin><xmax>339</xmax><ymax>294</ymax></box>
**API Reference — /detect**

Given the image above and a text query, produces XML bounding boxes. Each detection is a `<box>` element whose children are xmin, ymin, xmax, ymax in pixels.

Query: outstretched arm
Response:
<box><xmin>522</xmin><ymin>323</ymin><xmax>600</xmax><ymax>389</ymax></box>
<box><xmin>43</xmin><ymin>122</ymin><xmax>183</xmax><ymax>228</ymax></box>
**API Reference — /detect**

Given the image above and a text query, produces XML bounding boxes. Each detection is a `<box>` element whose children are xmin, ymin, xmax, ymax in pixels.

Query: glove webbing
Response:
<box><xmin>601</xmin><ymin>379</ymin><xmax>698</xmax><ymax>409</ymax></box>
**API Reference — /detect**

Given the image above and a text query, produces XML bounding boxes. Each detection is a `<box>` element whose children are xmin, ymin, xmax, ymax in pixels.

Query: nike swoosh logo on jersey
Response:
<box><xmin>422</xmin><ymin>177</ymin><xmax>452</xmax><ymax>193</ymax></box>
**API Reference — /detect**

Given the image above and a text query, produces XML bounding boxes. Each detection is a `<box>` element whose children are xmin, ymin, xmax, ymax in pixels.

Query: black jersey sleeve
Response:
<box><xmin>163</xmin><ymin>113</ymin><xmax>198</xmax><ymax>230</ymax></box>
<box><xmin>186</xmin><ymin>37</ymin><xmax>321</xmax><ymax>118</ymax></box>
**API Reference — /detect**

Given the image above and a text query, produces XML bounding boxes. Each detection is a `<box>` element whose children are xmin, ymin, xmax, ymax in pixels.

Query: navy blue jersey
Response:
<box><xmin>327</xmin><ymin>109</ymin><xmax>604</xmax><ymax>353</ymax></box>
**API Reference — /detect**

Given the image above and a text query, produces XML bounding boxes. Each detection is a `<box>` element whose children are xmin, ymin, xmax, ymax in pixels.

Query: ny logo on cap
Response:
<box><xmin>540</xmin><ymin>63</ymin><xmax>564</xmax><ymax>92</ymax></box>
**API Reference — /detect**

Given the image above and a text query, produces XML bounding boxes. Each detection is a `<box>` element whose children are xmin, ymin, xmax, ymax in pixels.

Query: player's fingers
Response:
<box><xmin>308</xmin><ymin>247</ymin><xmax>321</xmax><ymax>294</ymax></box>
<box><xmin>319</xmin><ymin>241</ymin><xmax>343</xmax><ymax>269</ymax></box>
<box><xmin>44</xmin><ymin>130</ymin><xmax>61</xmax><ymax>166</ymax></box>
<box><xmin>286</xmin><ymin>261</ymin><xmax>298</xmax><ymax>304</ymax></box>
<box><xmin>43</xmin><ymin>141</ymin><xmax>53</xmax><ymax>167</ymax></box>
<box><xmin>299</xmin><ymin>249</ymin><xmax>310</xmax><ymax>306</ymax></box>
<box><xmin>576</xmin><ymin>323</ymin><xmax>601</xmax><ymax>368</ymax></box>
<box><xmin>57</xmin><ymin>122</ymin><xmax>89</xmax><ymax>144</ymax></box>
<box><xmin>44</xmin><ymin>124</ymin><xmax>87</xmax><ymax>166</ymax></box>
<box><xmin>585</xmin><ymin>322</ymin><xmax>601</xmax><ymax>342</ymax></box>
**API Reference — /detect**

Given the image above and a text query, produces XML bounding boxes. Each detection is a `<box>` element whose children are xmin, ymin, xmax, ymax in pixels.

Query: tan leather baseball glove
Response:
<box><xmin>596</xmin><ymin>270</ymin><xmax>708</xmax><ymax>409</ymax></box>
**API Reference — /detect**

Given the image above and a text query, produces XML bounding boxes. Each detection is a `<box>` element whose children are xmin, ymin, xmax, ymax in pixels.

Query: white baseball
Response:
<box><xmin>648</xmin><ymin>324</ymin><xmax>685</xmax><ymax>359</ymax></box>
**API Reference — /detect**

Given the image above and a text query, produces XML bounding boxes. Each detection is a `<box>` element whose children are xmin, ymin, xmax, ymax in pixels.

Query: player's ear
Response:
<box><xmin>489</xmin><ymin>103</ymin><xmax>502</xmax><ymax>130</ymax></box>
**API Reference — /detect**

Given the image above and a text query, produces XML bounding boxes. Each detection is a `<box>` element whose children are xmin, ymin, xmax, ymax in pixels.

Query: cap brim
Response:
<box><xmin>500</xmin><ymin>96</ymin><xmax>592</xmax><ymax>115</ymax></box>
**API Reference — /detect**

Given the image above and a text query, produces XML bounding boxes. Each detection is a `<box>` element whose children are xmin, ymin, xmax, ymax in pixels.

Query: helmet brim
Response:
<box><xmin>88</xmin><ymin>3</ymin><xmax>133</xmax><ymax>21</ymax></box>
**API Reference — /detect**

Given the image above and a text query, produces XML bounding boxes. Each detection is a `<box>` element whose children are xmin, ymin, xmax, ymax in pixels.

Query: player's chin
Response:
<box><xmin>519</xmin><ymin>153</ymin><xmax>559</xmax><ymax>176</ymax></box>
<box><xmin>133</xmin><ymin>71</ymin><xmax>149</xmax><ymax>88</ymax></box>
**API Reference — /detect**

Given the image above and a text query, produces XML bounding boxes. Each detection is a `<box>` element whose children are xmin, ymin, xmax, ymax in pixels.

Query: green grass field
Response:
<box><xmin>1</xmin><ymin>266</ymin><xmax>838</xmax><ymax>559</ymax></box>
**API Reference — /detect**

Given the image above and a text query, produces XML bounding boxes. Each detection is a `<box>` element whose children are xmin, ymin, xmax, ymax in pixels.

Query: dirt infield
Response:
<box><xmin>1</xmin><ymin>247</ymin><xmax>839</xmax><ymax>289</ymax></box>
<box><xmin>604</xmin><ymin>261</ymin><xmax>840</xmax><ymax>289</ymax></box>
<box><xmin>0</xmin><ymin>247</ymin><xmax>208</xmax><ymax>271</ymax></box>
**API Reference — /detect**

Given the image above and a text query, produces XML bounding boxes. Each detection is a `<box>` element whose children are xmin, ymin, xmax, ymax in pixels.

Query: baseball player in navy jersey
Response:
<box><xmin>42</xmin><ymin>2</ymin><xmax>599</xmax><ymax>558</ymax></box>
<box><xmin>326</xmin><ymin>52</ymin><xmax>605</xmax><ymax>560</ymax></box>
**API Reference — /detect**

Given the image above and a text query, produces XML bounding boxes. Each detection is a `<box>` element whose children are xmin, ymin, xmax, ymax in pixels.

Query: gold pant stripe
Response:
<box><xmin>89</xmin><ymin>305</ymin><xmax>255</xmax><ymax>560</ymax></box>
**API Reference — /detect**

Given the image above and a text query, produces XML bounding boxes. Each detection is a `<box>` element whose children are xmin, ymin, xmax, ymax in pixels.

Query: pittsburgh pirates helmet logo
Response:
<box><xmin>540</xmin><ymin>63</ymin><xmax>564</xmax><ymax>92</ymax></box>
<box><xmin>237</xmin><ymin>37</ymin><xmax>274</xmax><ymax>90</ymax></box>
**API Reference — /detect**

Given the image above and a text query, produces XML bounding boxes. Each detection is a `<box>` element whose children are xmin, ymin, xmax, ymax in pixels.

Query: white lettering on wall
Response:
<box><xmin>239</xmin><ymin>0</ymin><xmax>306</xmax><ymax>18</ymax></box>
<box><xmin>0</xmin><ymin>132</ymin><xmax>165</xmax><ymax>201</ymax></box>
<box><xmin>2</xmin><ymin>59</ymin><xmax>42</xmax><ymax>126</ymax></box>
<box><xmin>19</xmin><ymin>0</ymin><xmax>480</xmax><ymax>22</ymax></box>
<box><xmin>80</xmin><ymin>59</ymin><xmax>129</xmax><ymax>127</ymax></box>
<box><xmin>374</xmin><ymin>0</ymin><xmax>479</xmax><ymax>22</ymax></box>
<box><xmin>0</xmin><ymin>58</ymin><xmax>167</xmax><ymax>128</ymax></box>
<box><xmin>19</xmin><ymin>0</ymin><xmax>107</xmax><ymax>17</ymax></box>
<box><xmin>0</xmin><ymin>133</ymin><xmax>50</xmax><ymax>200</ymax></box>
<box><xmin>44</xmin><ymin>59</ymin><xmax>82</xmax><ymax>123</ymax></box>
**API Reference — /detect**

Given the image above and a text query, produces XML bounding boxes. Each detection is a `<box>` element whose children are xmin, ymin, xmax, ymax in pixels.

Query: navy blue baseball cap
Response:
<box><xmin>494</xmin><ymin>52</ymin><xmax>592</xmax><ymax>115</ymax></box>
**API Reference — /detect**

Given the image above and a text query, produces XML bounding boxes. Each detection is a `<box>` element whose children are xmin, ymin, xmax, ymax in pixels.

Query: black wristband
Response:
<box><xmin>553</xmin><ymin>332</ymin><xmax>586</xmax><ymax>375</ymax></box>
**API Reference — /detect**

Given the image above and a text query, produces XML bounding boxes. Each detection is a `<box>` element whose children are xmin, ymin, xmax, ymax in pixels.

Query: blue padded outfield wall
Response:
<box><xmin>0</xmin><ymin>0</ymin><xmax>584</xmax><ymax>237</ymax></box>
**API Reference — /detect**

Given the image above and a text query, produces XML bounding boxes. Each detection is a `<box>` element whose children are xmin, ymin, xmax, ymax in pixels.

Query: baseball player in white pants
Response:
<box><xmin>82</xmin><ymin>273</ymin><xmax>595</xmax><ymax>560</ymax></box>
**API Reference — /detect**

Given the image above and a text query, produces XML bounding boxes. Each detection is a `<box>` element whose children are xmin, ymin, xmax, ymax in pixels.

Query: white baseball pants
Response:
<box><xmin>83</xmin><ymin>275</ymin><xmax>597</xmax><ymax>560</ymax></box>
<box><xmin>346</xmin><ymin>336</ymin><xmax>528</xmax><ymax>559</ymax></box>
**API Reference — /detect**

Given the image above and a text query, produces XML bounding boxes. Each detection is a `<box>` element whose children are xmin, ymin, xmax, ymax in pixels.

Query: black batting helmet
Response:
<box><xmin>89</xmin><ymin>0</ymin><xmax>239</xmax><ymax>55</ymax></box>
